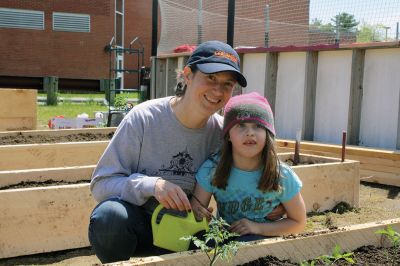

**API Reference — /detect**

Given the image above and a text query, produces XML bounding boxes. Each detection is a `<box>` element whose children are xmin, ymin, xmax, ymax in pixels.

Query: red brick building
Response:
<box><xmin>0</xmin><ymin>0</ymin><xmax>311</xmax><ymax>91</ymax></box>
<box><xmin>0</xmin><ymin>0</ymin><xmax>153</xmax><ymax>90</ymax></box>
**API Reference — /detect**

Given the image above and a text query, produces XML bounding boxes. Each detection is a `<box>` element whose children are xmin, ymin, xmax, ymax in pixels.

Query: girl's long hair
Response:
<box><xmin>212</xmin><ymin>130</ymin><xmax>281</xmax><ymax>192</ymax></box>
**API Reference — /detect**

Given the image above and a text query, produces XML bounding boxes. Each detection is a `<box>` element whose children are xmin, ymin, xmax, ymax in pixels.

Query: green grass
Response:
<box><xmin>38</xmin><ymin>92</ymin><xmax>139</xmax><ymax>99</ymax></box>
<box><xmin>37</xmin><ymin>102</ymin><xmax>108</xmax><ymax>129</ymax></box>
<box><xmin>37</xmin><ymin>92</ymin><xmax>139</xmax><ymax>129</ymax></box>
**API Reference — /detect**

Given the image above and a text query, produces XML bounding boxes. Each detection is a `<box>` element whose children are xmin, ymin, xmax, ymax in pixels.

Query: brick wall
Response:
<box><xmin>0</xmin><ymin>0</ymin><xmax>113</xmax><ymax>82</ymax></box>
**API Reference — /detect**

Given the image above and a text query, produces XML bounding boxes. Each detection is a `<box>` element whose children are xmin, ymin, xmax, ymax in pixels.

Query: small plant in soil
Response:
<box><xmin>181</xmin><ymin>217</ymin><xmax>246</xmax><ymax>266</ymax></box>
<box><xmin>301</xmin><ymin>244</ymin><xmax>355</xmax><ymax>265</ymax></box>
<box><xmin>375</xmin><ymin>225</ymin><xmax>400</xmax><ymax>265</ymax></box>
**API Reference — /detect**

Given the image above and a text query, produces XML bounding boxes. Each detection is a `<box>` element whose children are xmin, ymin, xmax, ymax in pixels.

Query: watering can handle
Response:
<box><xmin>152</xmin><ymin>204</ymin><xmax>198</xmax><ymax>224</ymax></box>
<box><xmin>151</xmin><ymin>204</ymin><xmax>164</xmax><ymax>236</ymax></box>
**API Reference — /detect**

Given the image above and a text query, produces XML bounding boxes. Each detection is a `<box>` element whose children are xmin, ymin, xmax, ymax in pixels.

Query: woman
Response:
<box><xmin>88</xmin><ymin>40</ymin><xmax>247</xmax><ymax>263</ymax></box>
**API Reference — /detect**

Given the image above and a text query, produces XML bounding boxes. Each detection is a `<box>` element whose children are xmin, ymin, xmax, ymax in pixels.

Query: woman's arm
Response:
<box><xmin>230</xmin><ymin>192</ymin><xmax>306</xmax><ymax>236</ymax></box>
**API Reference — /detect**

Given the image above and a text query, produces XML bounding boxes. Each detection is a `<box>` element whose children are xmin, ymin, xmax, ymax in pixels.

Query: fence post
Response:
<box><xmin>43</xmin><ymin>76</ymin><xmax>58</xmax><ymax>106</ymax></box>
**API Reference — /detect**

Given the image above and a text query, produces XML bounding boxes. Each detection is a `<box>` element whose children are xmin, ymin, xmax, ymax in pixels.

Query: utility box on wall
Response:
<box><xmin>0</xmin><ymin>89</ymin><xmax>37</xmax><ymax>131</ymax></box>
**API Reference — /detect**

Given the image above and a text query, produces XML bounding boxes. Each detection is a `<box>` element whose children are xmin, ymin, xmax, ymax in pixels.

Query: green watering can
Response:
<box><xmin>151</xmin><ymin>204</ymin><xmax>209</xmax><ymax>252</ymax></box>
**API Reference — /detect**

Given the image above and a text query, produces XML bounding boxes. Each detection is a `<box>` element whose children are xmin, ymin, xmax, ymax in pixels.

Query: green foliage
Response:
<box><xmin>375</xmin><ymin>225</ymin><xmax>400</xmax><ymax>247</ymax></box>
<box><xmin>310</xmin><ymin>18</ymin><xmax>334</xmax><ymax>33</ymax></box>
<box><xmin>113</xmin><ymin>94</ymin><xmax>129</xmax><ymax>110</ymax></box>
<box><xmin>181</xmin><ymin>217</ymin><xmax>246</xmax><ymax>266</ymax></box>
<box><xmin>310</xmin><ymin>12</ymin><xmax>359</xmax><ymax>34</ymax></box>
<box><xmin>357</xmin><ymin>23</ymin><xmax>390</xmax><ymax>42</ymax></box>
<box><xmin>331</xmin><ymin>12</ymin><xmax>359</xmax><ymax>32</ymax></box>
<box><xmin>375</xmin><ymin>225</ymin><xmax>400</xmax><ymax>264</ymax></box>
<box><xmin>301</xmin><ymin>244</ymin><xmax>355</xmax><ymax>265</ymax></box>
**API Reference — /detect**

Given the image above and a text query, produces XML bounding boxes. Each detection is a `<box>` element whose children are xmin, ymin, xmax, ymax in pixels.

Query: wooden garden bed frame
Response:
<box><xmin>0</xmin><ymin>154</ymin><xmax>358</xmax><ymax>258</ymax></box>
<box><xmin>107</xmin><ymin>218</ymin><xmax>400</xmax><ymax>266</ymax></box>
<box><xmin>277</xmin><ymin>139</ymin><xmax>400</xmax><ymax>187</ymax></box>
<box><xmin>0</xmin><ymin>128</ymin><xmax>397</xmax><ymax>187</ymax></box>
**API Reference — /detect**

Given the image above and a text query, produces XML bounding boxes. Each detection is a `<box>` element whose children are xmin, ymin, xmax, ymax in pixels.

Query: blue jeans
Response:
<box><xmin>88</xmin><ymin>198</ymin><xmax>156</xmax><ymax>263</ymax></box>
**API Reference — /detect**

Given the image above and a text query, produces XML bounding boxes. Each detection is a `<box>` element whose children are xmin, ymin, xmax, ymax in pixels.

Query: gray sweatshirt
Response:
<box><xmin>90</xmin><ymin>96</ymin><xmax>223</xmax><ymax>212</ymax></box>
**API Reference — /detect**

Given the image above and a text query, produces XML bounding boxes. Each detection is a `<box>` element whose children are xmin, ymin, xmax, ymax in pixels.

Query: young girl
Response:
<box><xmin>191</xmin><ymin>92</ymin><xmax>306</xmax><ymax>241</ymax></box>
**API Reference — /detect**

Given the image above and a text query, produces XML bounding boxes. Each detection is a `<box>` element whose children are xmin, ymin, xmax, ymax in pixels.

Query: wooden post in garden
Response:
<box><xmin>43</xmin><ymin>76</ymin><xmax>58</xmax><ymax>106</ymax></box>
<box><xmin>104</xmin><ymin>79</ymin><xmax>116</xmax><ymax>106</ymax></box>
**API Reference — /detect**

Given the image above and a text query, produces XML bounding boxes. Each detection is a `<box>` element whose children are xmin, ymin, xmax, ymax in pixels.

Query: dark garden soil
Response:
<box><xmin>0</xmin><ymin>133</ymin><xmax>399</xmax><ymax>265</ymax></box>
<box><xmin>0</xmin><ymin>132</ymin><xmax>113</xmax><ymax>145</ymax></box>
<box><xmin>239</xmin><ymin>245</ymin><xmax>400</xmax><ymax>265</ymax></box>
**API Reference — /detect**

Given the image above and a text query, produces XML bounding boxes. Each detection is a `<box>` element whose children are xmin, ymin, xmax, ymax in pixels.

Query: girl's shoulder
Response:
<box><xmin>278</xmin><ymin>162</ymin><xmax>302</xmax><ymax>185</ymax></box>
<box><xmin>201</xmin><ymin>152</ymin><xmax>220</xmax><ymax>168</ymax></box>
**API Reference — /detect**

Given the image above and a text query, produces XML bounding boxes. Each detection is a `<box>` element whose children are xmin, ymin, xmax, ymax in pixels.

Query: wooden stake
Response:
<box><xmin>342</xmin><ymin>131</ymin><xmax>347</xmax><ymax>162</ymax></box>
<box><xmin>293</xmin><ymin>129</ymin><xmax>301</xmax><ymax>165</ymax></box>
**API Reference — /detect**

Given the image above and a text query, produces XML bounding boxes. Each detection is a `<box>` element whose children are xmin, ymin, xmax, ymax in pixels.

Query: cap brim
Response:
<box><xmin>197</xmin><ymin>63</ymin><xmax>247</xmax><ymax>87</ymax></box>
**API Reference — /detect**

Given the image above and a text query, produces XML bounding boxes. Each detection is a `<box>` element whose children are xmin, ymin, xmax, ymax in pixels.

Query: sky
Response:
<box><xmin>310</xmin><ymin>0</ymin><xmax>400</xmax><ymax>38</ymax></box>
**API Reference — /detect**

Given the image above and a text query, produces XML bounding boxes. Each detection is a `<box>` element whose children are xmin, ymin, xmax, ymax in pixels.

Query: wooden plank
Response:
<box><xmin>166</xmin><ymin>58</ymin><xmax>178</xmax><ymax>96</ymax></box>
<box><xmin>0</xmin><ymin>165</ymin><xmax>96</xmax><ymax>188</ymax></box>
<box><xmin>0</xmin><ymin>184</ymin><xmax>96</xmax><ymax>258</ymax></box>
<box><xmin>277</xmin><ymin>139</ymin><xmax>400</xmax><ymax>160</ymax></box>
<box><xmin>110</xmin><ymin>219</ymin><xmax>400</xmax><ymax>265</ymax></box>
<box><xmin>0</xmin><ymin>118</ymin><xmax>36</xmax><ymax>131</ymax></box>
<box><xmin>0</xmin><ymin>141</ymin><xmax>108</xmax><ymax>170</ymax></box>
<box><xmin>360</xmin><ymin>169</ymin><xmax>400</xmax><ymax>187</ymax></box>
<box><xmin>303</xmin><ymin>51</ymin><xmax>318</xmax><ymax>141</ymax></box>
<box><xmin>347</xmin><ymin>49</ymin><xmax>365</xmax><ymax>145</ymax></box>
<box><xmin>397</xmin><ymin>86</ymin><xmax>400</xmax><ymax>149</ymax></box>
<box><xmin>265</xmin><ymin>52</ymin><xmax>278</xmax><ymax>112</ymax></box>
<box><xmin>155</xmin><ymin>59</ymin><xmax>167</xmax><ymax>99</ymax></box>
<box><xmin>276</xmin><ymin>140</ymin><xmax>400</xmax><ymax>187</ymax></box>
<box><xmin>278</xmin><ymin>153</ymin><xmax>359</xmax><ymax>212</ymax></box>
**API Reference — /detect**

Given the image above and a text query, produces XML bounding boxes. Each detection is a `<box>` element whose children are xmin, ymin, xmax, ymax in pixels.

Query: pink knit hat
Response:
<box><xmin>223</xmin><ymin>92</ymin><xmax>275</xmax><ymax>136</ymax></box>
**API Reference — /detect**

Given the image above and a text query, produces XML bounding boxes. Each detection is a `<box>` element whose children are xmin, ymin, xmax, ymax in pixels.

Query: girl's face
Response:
<box><xmin>229</xmin><ymin>122</ymin><xmax>266</xmax><ymax>163</ymax></box>
<box><xmin>184</xmin><ymin>67</ymin><xmax>236</xmax><ymax>117</ymax></box>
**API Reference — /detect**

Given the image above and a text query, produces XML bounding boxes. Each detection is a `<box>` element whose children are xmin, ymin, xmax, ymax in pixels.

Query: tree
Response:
<box><xmin>310</xmin><ymin>18</ymin><xmax>334</xmax><ymax>32</ymax></box>
<box><xmin>357</xmin><ymin>22</ymin><xmax>387</xmax><ymax>42</ymax></box>
<box><xmin>331</xmin><ymin>12</ymin><xmax>359</xmax><ymax>32</ymax></box>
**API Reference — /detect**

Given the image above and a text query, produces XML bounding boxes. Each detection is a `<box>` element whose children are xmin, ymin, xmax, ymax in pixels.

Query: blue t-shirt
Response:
<box><xmin>196</xmin><ymin>157</ymin><xmax>302</xmax><ymax>224</ymax></box>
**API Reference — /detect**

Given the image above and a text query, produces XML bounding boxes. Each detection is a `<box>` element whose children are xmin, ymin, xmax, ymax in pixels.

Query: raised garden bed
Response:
<box><xmin>277</xmin><ymin>139</ymin><xmax>400</xmax><ymax>187</ymax></box>
<box><xmin>107</xmin><ymin>218</ymin><xmax>400</xmax><ymax>266</ymax></box>
<box><xmin>0</xmin><ymin>141</ymin><xmax>108</xmax><ymax>170</ymax></box>
<box><xmin>278</xmin><ymin>153</ymin><xmax>359</xmax><ymax>212</ymax></box>
<box><xmin>0</xmin><ymin>153</ymin><xmax>359</xmax><ymax>259</ymax></box>
<box><xmin>0</xmin><ymin>183</ymin><xmax>96</xmax><ymax>259</ymax></box>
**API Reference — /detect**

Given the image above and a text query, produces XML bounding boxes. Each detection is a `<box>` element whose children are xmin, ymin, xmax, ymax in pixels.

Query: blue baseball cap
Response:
<box><xmin>186</xmin><ymin>40</ymin><xmax>247</xmax><ymax>87</ymax></box>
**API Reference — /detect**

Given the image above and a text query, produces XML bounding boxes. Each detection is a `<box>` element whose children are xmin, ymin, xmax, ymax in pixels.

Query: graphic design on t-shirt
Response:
<box><xmin>159</xmin><ymin>149</ymin><xmax>196</xmax><ymax>176</ymax></box>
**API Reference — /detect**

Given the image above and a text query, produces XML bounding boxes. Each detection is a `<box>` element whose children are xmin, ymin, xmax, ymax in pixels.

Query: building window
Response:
<box><xmin>0</xmin><ymin>8</ymin><xmax>44</xmax><ymax>30</ymax></box>
<box><xmin>53</xmin><ymin>12</ymin><xmax>90</xmax><ymax>32</ymax></box>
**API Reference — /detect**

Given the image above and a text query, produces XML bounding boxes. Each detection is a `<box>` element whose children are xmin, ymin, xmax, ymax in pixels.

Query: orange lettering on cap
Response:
<box><xmin>214</xmin><ymin>51</ymin><xmax>238</xmax><ymax>63</ymax></box>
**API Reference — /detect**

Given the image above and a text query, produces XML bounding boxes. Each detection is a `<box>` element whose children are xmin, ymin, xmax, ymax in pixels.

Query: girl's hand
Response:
<box><xmin>230</xmin><ymin>218</ymin><xmax>260</xmax><ymax>236</ymax></box>
<box><xmin>193</xmin><ymin>205</ymin><xmax>213</xmax><ymax>222</ymax></box>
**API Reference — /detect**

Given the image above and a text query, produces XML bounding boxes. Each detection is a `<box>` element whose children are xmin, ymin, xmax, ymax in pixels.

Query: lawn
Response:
<box><xmin>37</xmin><ymin>92</ymin><xmax>138</xmax><ymax>129</ymax></box>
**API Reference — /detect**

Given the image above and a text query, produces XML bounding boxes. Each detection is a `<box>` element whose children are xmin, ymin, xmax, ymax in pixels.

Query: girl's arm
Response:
<box><xmin>190</xmin><ymin>184</ymin><xmax>213</xmax><ymax>221</ymax></box>
<box><xmin>230</xmin><ymin>192</ymin><xmax>306</xmax><ymax>236</ymax></box>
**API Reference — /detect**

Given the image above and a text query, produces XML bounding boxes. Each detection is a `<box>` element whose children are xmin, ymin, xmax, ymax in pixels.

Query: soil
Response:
<box><xmin>0</xmin><ymin>133</ymin><xmax>399</xmax><ymax>265</ymax></box>
<box><xmin>239</xmin><ymin>245</ymin><xmax>400</xmax><ymax>265</ymax></box>
<box><xmin>0</xmin><ymin>132</ymin><xmax>113</xmax><ymax>145</ymax></box>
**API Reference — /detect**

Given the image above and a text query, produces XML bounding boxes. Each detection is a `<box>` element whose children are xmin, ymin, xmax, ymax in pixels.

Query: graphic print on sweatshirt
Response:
<box><xmin>159</xmin><ymin>149</ymin><xmax>196</xmax><ymax>176</ymax></box>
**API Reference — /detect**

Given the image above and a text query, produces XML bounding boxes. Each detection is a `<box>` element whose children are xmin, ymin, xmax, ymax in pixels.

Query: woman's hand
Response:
<box><xmin>230</xmin><ymin>218</ymin><xmax>260</xmax><ymax>236</ymax></box>
<box><xmin>154</xmin><ymin>179</ymin><xmax>191</xmax><ymax>211</ymax></box>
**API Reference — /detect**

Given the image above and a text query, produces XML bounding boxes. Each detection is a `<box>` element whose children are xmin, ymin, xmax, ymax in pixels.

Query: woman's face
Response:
<box><xmin>184</xmin><ymin>66</ymin><xmax>237</xmax><ymax>117</ymax></box>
